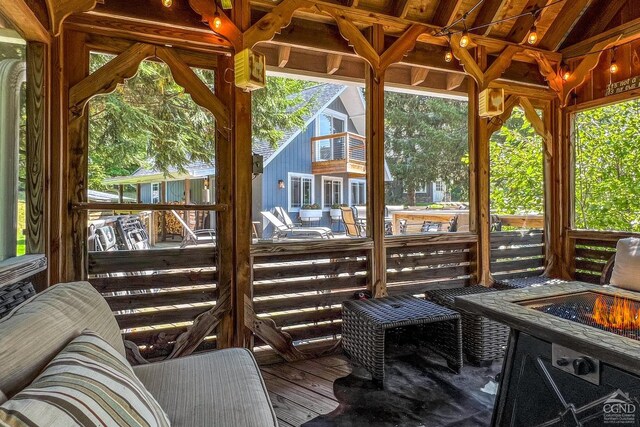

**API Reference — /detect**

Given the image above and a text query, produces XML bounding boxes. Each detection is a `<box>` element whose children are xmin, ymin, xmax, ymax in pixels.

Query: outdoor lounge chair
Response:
<box><xmin>341</xmin><ymin>206</ymin><xmax>366</xmax><ymax>237</ymax></box>
<box><xmin>171</xmin><ymin>210</ymin><xmax>216</xmax><ymax>248</ymax></box>
<box><xmin>262</xmin><ymin>211</ymin><xmax>334</xmax><ymax>239</ymax></box>
<box><xmin>274</xmin><ymin>206</ymin><xmax>332</xmax><ymax>234</ymax></box>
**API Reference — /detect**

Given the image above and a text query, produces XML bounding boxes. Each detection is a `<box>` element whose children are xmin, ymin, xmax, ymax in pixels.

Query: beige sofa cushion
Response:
<box><xmin>0</xmin><ymin>281</ymin><xmax>124</xmax><ymax>399</ymax></box>
<box><xmin>134</xmin><ymin>348</ymin><xmax>278</xmax><ymax>427</ymax></box>
<box><xmin>611</xmin><ymin>237</ymin><xmax>640</xmax><ymax>292</ymax></box>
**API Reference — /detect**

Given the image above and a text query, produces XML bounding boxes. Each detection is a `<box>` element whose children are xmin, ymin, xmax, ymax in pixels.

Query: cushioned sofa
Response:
<box><xmin>0</xmin><ymin>281</ymin><xmax>278</xmax><ymax>426</ymax></box>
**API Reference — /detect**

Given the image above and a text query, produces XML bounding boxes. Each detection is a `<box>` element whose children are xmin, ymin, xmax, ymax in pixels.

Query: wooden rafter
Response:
<box><xmin>450</xmin><ymin>37</ymin><xmax>521</xmax><ymax>90</ymax></box>
<box><xmin>446</xmin><ymin>73</ymin><xmax>465</xmax><ymax>90</ymax></box>
<box><xmin>156</xmin><ymin>47</ymin><xmax>231</xmax><ymax>129</ymax></box>
<box><xmin>278</xmin><ymin>45</ymin><xmax>291</xmax><ymax>67</ymax></box>
<box><xmin>324</xmin><ymin>9</ymin><xmax>380</xmax><ymax>70</ymax></box>
<box><xmin>578</xmin><ymin>0</ymin><xmax>628</xmax><ymax>42</ymax></box>
<box><xmin>378</xmin><ymin>24</ymin><xmax>426</xmax><ymax>71</ymax></box>
<box><xmin>393</xmin><ymin>0</ymin><xmax>412</xmax><ymax>19</ymax></box>
<box><xmin>69</xmin><ymin>43</ymin><xmax>155</xmax><ymax>117</ymax></box>
<box><xmin>243</xmin><ymin>0</ymin><xmax>310</xmax><ymax>48</ymax></box>
<box><xmin>471</xmin><ymin>0</ymin><xmax>508</xmax><ymax>36</ymax></box>
<box><xmin>45</xmin><ymin>0</ymin><xmax>97</xmax><ymax>36</ymax></box>
<box><xmin>538</xmin><ymin>0</ymin><xmax>593</xmax><ymax>51</ymax></box>
<box><xmin>432</xmin><ymin>0</ymin><xmax>465</xmax><ymax>27</ymax></box>
<box><xmin>410</xmin><ymin>67</ymin><xmax>428</xmax><ymax>86</ymax></box>
<box><xmin>326</xmin><ymin>53</ymin><xmax>342</xmax><ymax>74</ymax></box>
<box><xmin>518</xmin><ymin>96</ymin><xmax>551</xmax><ymax>155</ymax></box>
<box><xmin>561</xmin><ymin>17</ymin><xmax>640</xmax><ymax>58</ymax></box>
<box><xmin>526</xmin><ymin>51</ymin><xmax>563</xmax><ymax>95</ymax></box>
<box><xmin>505</xmin><ymin>0</ymin><xmax>549</xmax><ymax>44</ymax></box>
<box><xmin>189</xmin><ymin>0</ymin><xmax>243</xmax><ymax>48</ymax></box>
<box><xmin>0</xmin><ymin>0</ymin><xmax>50</xmax><ymax>42</ymax></box>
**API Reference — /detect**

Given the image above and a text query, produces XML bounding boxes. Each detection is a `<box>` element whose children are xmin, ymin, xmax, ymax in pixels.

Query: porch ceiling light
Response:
<box><xmin>459</xmin><ymin>30</ymin><xmax>470</xmax><ymax>48</ymax></box>
<box><xmin>527</xmin><ymin>25</ymin><xmax>538</xmax><ymax>45</ymax></box>
<box><xmin>162</xmin><ymin>0</ymin><xmax>172</xmax><ymax>7</ymax></box>
<box><xmin>213</xmin><ymin>12</ymin><xmax>222</xmax><ymax>30</ymax></box>
<box><xmin>444</xmin><ymin>50</ymin><xmax>453</xmax><ymax>62</ymax></box>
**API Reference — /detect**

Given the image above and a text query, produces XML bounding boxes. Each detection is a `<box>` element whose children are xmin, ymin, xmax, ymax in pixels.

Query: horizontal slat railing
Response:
<box><xmin>385</xmin><ymin>237</ymin><xmax>475</xmax><ymax>296</ymax></box>
<box><xmin>251</xmin><ymin>243</ymin><xmax>370</xmax><ymax>358</ymax></box>
<box><xmin>567</xmin><ymin>230</ymin><xmax>640</xmax><ymax>284</ymax></box>
<box><xmin>491</xmin><ymin>230</ymin><xmax>545</xmax><ymax>281</ymax></box>
<box><xmin>87</xmin><ymin>246</ymin><xmax>218</xmax><ymax>359</ymax></box>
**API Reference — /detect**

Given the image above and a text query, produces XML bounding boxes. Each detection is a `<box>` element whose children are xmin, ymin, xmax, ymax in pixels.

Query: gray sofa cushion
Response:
<box><xmin>134</xmin><ymin>348</ymin><xmax>278</xmax><ymax>427</ymax></box>
<box><xmin>0</xmin><ymin>281</ymin><xmax>125</xmax><ymax>399</ymax></box>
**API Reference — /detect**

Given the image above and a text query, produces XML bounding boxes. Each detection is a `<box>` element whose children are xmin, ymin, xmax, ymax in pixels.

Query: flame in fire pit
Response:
<box><xmin>592</xmin><ymin>295</ymin><xmax>640</xmax><ymax>330</ymax></box>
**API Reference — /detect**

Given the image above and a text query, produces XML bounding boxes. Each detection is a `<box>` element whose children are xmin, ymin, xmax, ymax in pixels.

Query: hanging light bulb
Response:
<box><xmin>459</xmin><ymin>30</ymin><xmax>470</xmax><ymax>48</ymax></box>
<box><xmin>213</xmin><ymin>12</ymin><xmax>222</xmax><ymax>30</ymax></box>
<box><xmin>162</xmin><ymin>0</ymin><xmax>172</xmax><ymax>7</ymax></box>
<box><xmin>610</xmin><ymin>58</ymin><xmax>618</xmax><ymax>74</ymax></box>
<box><xmin>527</xmin><ymin>25</ymin><xmax>538</xmax><ymax>45</ymax></box>
<box><xmin>562</xmin><ymin>67</ymin><xmax>570</xmax><ymax>81</ymax></box>
<box><xmin>444</xmin><ymin>50</ymin><xmax>453</xmax><ymax>62</ymax></box>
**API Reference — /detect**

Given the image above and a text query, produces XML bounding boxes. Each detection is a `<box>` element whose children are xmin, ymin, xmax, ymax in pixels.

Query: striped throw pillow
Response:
<box><xmin>0</xmin><ymin>331</ymin><xmax>170</xmax><ymax>427</ymax></box>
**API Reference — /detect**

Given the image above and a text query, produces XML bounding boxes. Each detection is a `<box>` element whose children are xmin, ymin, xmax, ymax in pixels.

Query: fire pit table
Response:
<box><xmin>456</xmin><ymin>282</ymin><xmax>640</xmax><ymax>427</ymax></box>
<box><xmin>342</xmin><ymin>295</ymin><xmax>463</xmax><ymax>383</ymax></box>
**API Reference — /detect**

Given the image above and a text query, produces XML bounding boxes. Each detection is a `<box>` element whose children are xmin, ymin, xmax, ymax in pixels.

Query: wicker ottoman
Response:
<box><xmin>342</xmin><ymin>295</ymin><xmax>463</xmax><ymax>382</ymax></box>
<box><xmin>494</xmin><ymin>276</ymin><xmax>567</xmax><ymax>290</ymax></box>
<box><xmin>425</xmin><ymin>286</ymin><xmax>509</xmax><ymax>366</ymax></box>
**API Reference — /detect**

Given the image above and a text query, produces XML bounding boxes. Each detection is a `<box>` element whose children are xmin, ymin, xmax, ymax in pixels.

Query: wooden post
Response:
<box><xmin>469</xmin><ymin>46</ymin><xmax>493</xmax><ymax>286</ymax></box>
<box><xmin>136</xmin><ymin>183</ymin><xmax>142</xmax><ymax>203</ymax></box>
<box><xmin>365</xmin><ymin>24</ymin><xmax>387</xmax><ymax>298</ymax></box>
<box><xmin>49</xmin><ymin>35</ymin><xmax>64</xmax><ymax>285</ymax></box>
<box><xmin>232</xmin><ymin>0</ymin><xmax>254</xmax><ymax>349</ymax></box>
<box><xmin>118</xmin><ymin>185</ymin><xmax>124</xmax><ymax>204</ymax></box>
<box><xmin>560</xmin><ymin>102</ymin><xmax>575</xmax><ymax>279</ymax></box>
<box><xmin>160</xmin><ymin>181</ymin><xmax>166</xmax><ymax>241</ymax></box>
<box><xmin>64</xmin><ymin>31</ymin><xmax>90</xmax><ymax>281</ymax></box>
<box><xmin>183</xmin><ymin>177</ymin><xmax>190</xmax><ymax>225</ymax></box>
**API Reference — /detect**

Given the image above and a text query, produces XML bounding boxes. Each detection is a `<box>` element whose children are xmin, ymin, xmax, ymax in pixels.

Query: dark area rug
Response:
<box><xmin>303</xmin><ymin>345</ymin><xmax>502</xmax><ymax>427</ymax></box>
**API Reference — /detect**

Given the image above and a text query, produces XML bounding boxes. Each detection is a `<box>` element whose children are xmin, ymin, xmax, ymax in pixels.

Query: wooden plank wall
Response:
<box><xmin>490</xmin><ymin>230</ymin><xmax>546</xmax><ymax>281</ymax></box>
<box><xmin>87</xmin><ymin>246</ymin><xmax>218</xmax><ymax>359</ymax></box>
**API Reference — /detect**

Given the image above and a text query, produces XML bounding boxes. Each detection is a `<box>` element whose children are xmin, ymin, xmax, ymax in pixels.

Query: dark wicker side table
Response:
<box><xmin>342</xmin><ymin>295</ymin><xmax>463</xmax><ymax>382</ymax></box>
<box><xmin>425</xmin><ymin>286</ymin><xmax>509</xmax><ymax>366</ymax></box>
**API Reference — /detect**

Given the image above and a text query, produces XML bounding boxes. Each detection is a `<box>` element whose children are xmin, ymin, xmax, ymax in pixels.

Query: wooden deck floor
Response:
<box><xmin>260</xmin><ymin>355</ymin><xmax>352</xmax><ymax>427</ymax></box>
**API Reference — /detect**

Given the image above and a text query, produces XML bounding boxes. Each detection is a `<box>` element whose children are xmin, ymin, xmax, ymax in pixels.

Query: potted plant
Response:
<box><xmin>330</xmin><ymin>203</ymin><xmax>346</xmax><ymax>220</ymax></box>
<box><xmin>299</xmin><ymin>203</ymin><xmax>322</xmax><ymax>222</ymax></box>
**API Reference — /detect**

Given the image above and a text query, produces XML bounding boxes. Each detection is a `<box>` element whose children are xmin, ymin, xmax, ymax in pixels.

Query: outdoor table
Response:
<box><xmin>342</xmin><ymin>295</ymin><xmax>463</xmax><ymax>382</ymax></box>
<box><xmin>390</xmin><ymin>210</ymin><xmax>464</xmax><ymax>234</ymax></box>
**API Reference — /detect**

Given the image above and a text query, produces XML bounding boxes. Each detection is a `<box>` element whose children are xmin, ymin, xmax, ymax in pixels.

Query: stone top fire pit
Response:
<box><xmin>455</xmin><ymin>282</ymin><xmax>640</xmax><ymax>376</ymax></box>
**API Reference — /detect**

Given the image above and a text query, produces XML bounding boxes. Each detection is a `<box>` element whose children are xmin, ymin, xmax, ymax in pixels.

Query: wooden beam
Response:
<box><xmin>410</xmin><ymin>67</ymin><xmax>428</xmax><ymax>86</ymax></box>
<box><xmin>243</xmin><ymin>0</ymin><xmax>309</xmax><ymax>48</ymax></box>
<box><xmin>365</xmin><ymin>24</ymin><xmax>386</xmax><ymax>298</ymax></box>
<box><xmin>526</xmin><ymin>50</ymin><xmax>563</xmax><ymax>98</ymax></box>
<box><xmin>471</xmin><ymin>0</ymin><xmax>508</xmax><ymax>35</ymax></box>
<box><xmin>506</xmin><ymin>0</ymin><xmax>549</xmax><ymax>44</ymax></box>
<box><xmin>450</xmin><ymin>33</ymin><xmax>485</xmax><ymax>87</ymax></box>
<box><xmin>378</xmin><ymin>24</ymin><xmax>426</xmax><ymax>71</ymax></box>
<box><xmin>432</xmin><ymin>0</ymin><xmax>465</xmax><ymax>27</ymax></box>
<box><xmin>277</xmin><ymin>45</ymin><xmax>291</xmax><ymax>67</ymax></box>
<box><xmin>326</xmin><ymin>53</ymin><xmax>342</xmax><ymax>74</ymax></box>
<box><xmin>45</xmin><ymin>0</ymin><xmax>97</xmax><ymax>36</ymax></box>
<box><xmin>561</xmin><ymin>17</ymin><xmax>640</xmax><ymax>58</ymax></box>
<box><xmin>0</xmin><ymin>0</ymin><xmax>50</xmax><ymax>42</ymax></box>
<box><xmin>188</xmin><ymin>0</ymin><xmax>242</xmax><ymax>48</ymax></box>
<box><xmin>579</xmin><ymin>0</ymin><xmax>628</xmax><ymax>41</ymax></box>
<box><xmin>538</xmin><ymin>0</ymin><xmax>593</xmax><ymax>51</ymax></box>
<box><xmin>446</xmin><ymin>73</ymin><xmax>465</xmax><ymax>90</ymax></box>
<box><xmin>393</xmin><ymin>0</ymin><xmax>412</xmax><ymax>19</ymax></box>
<box><xmin>450</xmin><ymin>39</ymin><xmax>521</xmax><ymax>90</ymax></box>
<box><xmin>482</xmin><ymin>45</ymin><xmax>523</xmax><ymax>89</ymax></box>
<box><xmin>155</xmin><ymin>46</ymin><xmax>231</xmax><ymax>130</ymax></box>
<box><xmin>518</xmin><ymin>96</ymin><xmax>551</xmax><ymax>154</ymax></box>
<box><xmin>325</xmin><ymin>8</ymin><xmax>380</xmax><ymax>70</ymax></box>
<box><xmin>69</xmin><ymin>43</ymin><xmax>155</xmax><ymax>117</ymax></box>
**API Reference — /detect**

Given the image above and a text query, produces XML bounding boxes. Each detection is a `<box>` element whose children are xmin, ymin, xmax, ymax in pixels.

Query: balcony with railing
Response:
<box><xmin>311</xmin><ymin>132</ymin><xmax>366</xmax><ymax>176</ymax></box>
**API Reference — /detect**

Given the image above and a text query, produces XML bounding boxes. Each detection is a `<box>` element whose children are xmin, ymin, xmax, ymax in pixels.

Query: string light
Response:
<box><xmin>527</xmin><ymin>25</ymin><xmax>538</xmax><ymax>45</ymax></box>
<box><xmin>213</xmin><ymin>12</ymin><xmax>222</xmax><ymax>30</ymax></box>
<box><xmin>459</xmin><ymin>30</ymin><xmax>470</xmax><ymax>48</ymax></box>
<box><xmin>162</xmin><ymin>0</ymin><xmax>172</xmax><ymax>7</ymax></box>
<box><xmin>609</xmin><ymin>49</ymin><xmax>618</xmax><ymax>74</ymax></box>
<box><xmin>561</xmin><ymin>63</ymin><xmax>571</xmax><ymax>81</ymax></box>
<box><xmin>444</xmin><ymin>50</ymin><xmax>453</xmax><ymax>62</ymax></box>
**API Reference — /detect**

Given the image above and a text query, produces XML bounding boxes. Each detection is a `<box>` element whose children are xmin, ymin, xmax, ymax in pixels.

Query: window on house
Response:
<box><xmin>289</xmin><ymin>174</ymin><xmax>314</xmax><ymax>210</ymax></box>
<box><xmin>322</xmin><ymin>177</ymin><xmax>342</xmax><ymax>209</ymax></box>
<box><xmin>0</xmin><ymin>23</ymin><xmax>27</xmax><ymax>261</ymax></box>
<box><xmin>435</xmin><ymin>180</ymin><xmax>446</xmax><ymax>193</ymax></box>
<box><xmin>350</xmin><ymin>179</ymin><xmax>366</xmax><ymax>206</ymax></box>
<box><xmin>573</xmin><ymin>98</ymin><xmax>640</xmax><ymax>232</ymax></box>
<box><xmin>151</xmin><ymin>183</ymin><xmax>160</xmax><ymax>204</ymax></box>
<box><xmin>318</xmin><ymin>110</ymin><xmax>346</xmax><ymax>136</ymax></box>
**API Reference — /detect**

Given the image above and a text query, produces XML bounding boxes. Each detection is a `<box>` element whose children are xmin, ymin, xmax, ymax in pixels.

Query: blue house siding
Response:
<box><xmin>140</xmin><ymin>183</ymin><xmax>152</xmax><ymax>204</ymax></box>
<box><xmin>327</xmin><ymin>98</ymin><xmax>359</xmax><ymax>134</ymax></box>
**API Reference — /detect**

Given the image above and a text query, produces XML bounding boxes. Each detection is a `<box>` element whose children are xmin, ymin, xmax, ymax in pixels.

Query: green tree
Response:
<box><xmin>489</xmin><ymin>107</ymin><xmax>544</xmax><ymax>216</ymax></box>
<box><xmin>574</xmin><ymin>98</ymin><xmax>640</xmax><ymax>231</ymax></box>
<box><xmin>384</xmin><ymin>92</ymin><xmax>468</xmax><ymax>205</ymax></box>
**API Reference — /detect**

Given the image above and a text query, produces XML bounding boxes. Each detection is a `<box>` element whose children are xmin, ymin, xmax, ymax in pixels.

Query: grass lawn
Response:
<box><xmin>17</xmin><ymin>200</ymin><xmax>25</xmax><ymax>256</ymax></box>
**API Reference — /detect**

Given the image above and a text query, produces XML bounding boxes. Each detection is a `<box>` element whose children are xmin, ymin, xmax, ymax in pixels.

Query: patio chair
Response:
<box><xmin>273</xmin><ymin>206</ymin><xmax>334</xmax><ymax>236</ymax></box>
<box><xmin>171</xmin><ymin>210</ymin><xmax>216</xmax><ymax>248</ymax></box>
<box><xmin>261</xmin><ymin>211</ymin><xmax>334</xmax><ymax>239</ymax></box>
<box><xmin>341</xmin><ymin>207</ymin><xmax>366</xmax><ymax>237</ymax></box>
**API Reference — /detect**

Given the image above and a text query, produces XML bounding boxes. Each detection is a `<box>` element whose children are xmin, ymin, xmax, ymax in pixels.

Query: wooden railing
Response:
<box><xmin>88</xmin><ymin>246</ymin><xmax>218</xmax><ymax>359</ymax></box>
<box><xmin>568</xmin><ymin>230</ymin><xmax>640</xmax><ymax>284</ymax></box>
<box><xmin>491</xmin><ymin>230</ymin><xmax>545</xmax><ymax>281</ymax></box>
<box><xmin>385</xmin><ymin>234</ymin><xmax>477</xmax><ymax>295</ymax></box>
<box><xmin>251</xmin><ymin>240</ymin><xmax>371</xmax><ymax>363</ymax></box>
<box><xmin>311</xmin><ymin>132</ymin><xmax>366</xmax><ymax>174</ymax></box>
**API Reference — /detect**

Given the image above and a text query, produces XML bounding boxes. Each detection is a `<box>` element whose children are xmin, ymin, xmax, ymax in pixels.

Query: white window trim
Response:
<box><xmin>315</xmin><ymin>108</ymin><xmax>348</xmax><ymax>137</ymax></box>
<box><xmin>288</xmin><ymin>172</ymin><xmax>315</xmax><ymax>212</ymax></box>
<box><xmin>349</xmin><ymin>178</ymin><xmax>366</xmax><ymax>206</ymax></box>
<box><xmin>321</xmin><ymin>176</ymin><xmax>343</xmax><ymax>211</ymax></box>
<box><xmin>151</xmin><ymin>182</ymin><xmax>160</xmax><ymax>203</ymax></box>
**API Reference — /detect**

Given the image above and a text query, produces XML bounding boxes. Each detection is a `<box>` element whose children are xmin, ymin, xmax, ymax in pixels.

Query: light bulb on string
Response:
<box><xmin>213</xmin><ymin>12</ymin><xmax>222</xmax><ymax>30</ymax></box>
<box><xmin>162</xmin><ymin>0</ymin><xmax>172</xmax><ymax>7</ymax></box>
<box><xmin>527</xmin><ymin>25</ymin><xmax>538</xmax><ymax>45</ymax></box>
<box><xmin>459</xmin><ymin>30</ymin><xmax>470</xmax><ymax>48</ymax></box>
<box><xmin>610</xmin><ymin>59</ymin><xmax>618</xmax><ymax>74</ymax></box>
<box><xmin>562</xmin><ymin>68</ymin><xmax>570</xmax><ymax>81</ymax></box>
<box><xmin>444</xmin><ymin>50</ymin><xmax>453</xmax><ymax>62</ymax></box>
